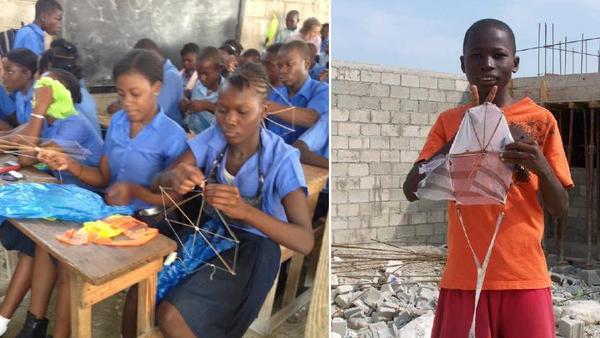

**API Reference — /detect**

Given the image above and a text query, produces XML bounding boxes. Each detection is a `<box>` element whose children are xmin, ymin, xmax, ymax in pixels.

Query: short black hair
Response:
<box><xmin>180</xmin><ymin>42</ymin><xmax>200</xmax><ymax>56</ymax></box>
<box><xmin>7</xmin><ymin>48</ymin><xmax>38</xmax><ymax>77</ymax></box>
<box><xmin>35</xmin><ymin>0</ymin><xmax>62</xmax><ymax>19</ymax></box>
<box><xmin>197</xmin><ymin>46</ymin><xmax>223</xmax><ymax>67</ymax></box>
<box><xmin>40</xmin><ymin>39</ymin><xmax>82</xmax><ymax>79</ymax></box>
<box><xmin>219</xmin><ymin>39</ymin><xmax>243</xmax><ymax>56</ymax></box>
<box><xmin>241</xmin><ymin>48</ymin><xmax>260</xmax><ymax>59</ymax></box>
<box><xmin>286</xmin><ymin>10</ymin><xmax>299</xmax><ymax>19</ymax></box>
<box><xmin>47</xmin><ymin>68</ymin><xmax>82</xmax><ymax>103</ymax></box>
<box><xmin>113</xmin><ymin>49</ymin><xmax>163</xmax><ymax>84</ymax></box>
<box><xmin>266</xmin><ymin>43</ymin><xmax>283</xmax><ymax>55</ymax></box>
<box><xmin>280</xmin><ymin>40</ymin><xmax>311</xmax><ymax>62</ymax></box>
<box><xmin>463</xmin><ymin>18</ymin><xmax>516</xmax><ymax>54</ymax></box>
<box><xmin>134</xmin><ymin>38</ymin><xmax>162</xmax><ymax>56</ymax></box>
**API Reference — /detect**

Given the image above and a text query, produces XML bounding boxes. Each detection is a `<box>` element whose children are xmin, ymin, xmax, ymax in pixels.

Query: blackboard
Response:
<box><xmin>62</xmin><ymin>0</ymin><xmax>243</xmax><ymax>87</ymax></box>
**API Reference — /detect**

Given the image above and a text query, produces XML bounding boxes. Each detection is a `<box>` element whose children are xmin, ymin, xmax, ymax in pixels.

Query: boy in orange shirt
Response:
<box><xmin>403</xmin><ymin>19</ymin><xmax>572</xmax><ymax>337</ymax></box>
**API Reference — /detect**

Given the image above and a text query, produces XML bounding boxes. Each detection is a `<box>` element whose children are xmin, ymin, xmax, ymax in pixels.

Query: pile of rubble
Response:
<box><xmin>330</xmin><ymin>244</ymin><xmax>600</xmax><ymax>338</ymax></box>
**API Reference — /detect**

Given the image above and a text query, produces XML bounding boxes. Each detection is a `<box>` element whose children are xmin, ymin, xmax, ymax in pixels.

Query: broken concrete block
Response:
<box><xmin>380</xmin><ymin>283</ymin><xmax>394</xmax><ymax>295</ymax></box>
<box><xmin>362</xmin><ymin>288</ymin><xmax>384</xmax><ymax>308</ymax></box>
<box><xmin>330</xmin><ymin>332</ymin><xmax>342</xmax><ymax>338</ymax></box>
<box><xmin>368</xmin><ymin>321</ymin><xmax>393</xmax><ymax>338</ymax></box>
<box><xmin>344</xmin><ymin>306</ymin><xmax>364</xmax><ymax>319</ymax></box>
<box><xmin>561</xmin><ymin>300</ymin><xmax>600</xmax><ymax>325</ymax></box>
<box><xmin>558</xmin><ymin>316</ymin><xmax>584</xmax><ymax>338</ymax></box>
<box><xmin>337</xmin><ymin>284</ymin><xmax>355</xmax><ymax>294</ymax></box>
<box><xmin>332</xmin><ymin>317</ymin><xmax>348</xmax><ymax>337</ymax></box>
<box><xmin>393</xmin><ymin>311</ymin><xmax>413</xmax><ymax>329</ymax></box>
<box><xmin>335</xmin><ymin>293</ymin><xmax>354</xmax><ymax>308</ymax></box>
<box><xmin>553</xmin><ymin>265</ymin><xmax>576</xmax><ymax>275</ymax></box>
<box><xmin>348</xmin><ymin>316</ymin><xmax>369</xmax><ymax>330</ymax></box>
<box><xmin>418</xmin><ymin>286</ymin><xmax>439</xmax><ymax>302</ymax></box>
<box><xmin>371</xmin><ymin>306</ymin><xmax>397</xmax><ymax>321</ymax></box>
<box><xmin>397</xmin><ymin>311</ymin><xmax>435</xmax><ymax>337</ymax></box>
<box><xmin>577</xmin><ymin>269</ymin><xmax>600</xmax><ymax>286</ymax></box>
<box><xmin>357</xmin><ymin>327</ymin><xmax>373</xmax><ymax>338</ymax></box>
<box><xmin>331</xmin><ymin>274</ymin><xmax>339</xmax><ymax>287</ymax></box>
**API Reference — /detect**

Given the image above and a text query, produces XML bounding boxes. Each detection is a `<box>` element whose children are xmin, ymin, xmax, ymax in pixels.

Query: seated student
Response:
<box><xmin>149</xmin><ymin>62</ymin><xmax>313</xmax><ymax>338</ymax></box>
<box><xmin>39</xmin><ymin>39</ymin><xmax>102</xmax><ymax>136</ymax></box>
<box><xmin>262</xmin><ymin>43</ymin><xmax>283</xmax><ymax>89</ymax></box>
<box><xmin>13</xmin><ymin>0</ymin><xmax>62</xmax><ymax>56</ymax></box>
<box><xmin>239</xmin><ymin>48</ymin><xmax>261</xmax><ymax>65</ymax></box>
<box><xmin>267</xmin><ymin>40</ymin><xmax>328</xmax><ymax>144</ymax></box>
<box><xmin>134</xmin><ymin>38</ymin><xmax>184</xmax><ymax>127</ymax></box>
<box><xmin>274</xmin><ymin>10</ymin><xmax>300</xmax><ymax>44</ymax></box>
<box><xmin>179</xmin><ymin>42</ymin><xmax>200</xmax><ymax>97</ymax></box>
<box><xmin>403</xmin><ymin>19</ymin><xmax>572</xmax><ymax>338</ymax></box>
<box><xmin>319</xmin><ymin>23</ymin><xmax>329</xmax><ymax>66</ymax></box>
<box><xmin>180</xmin><ymin>47</ymin><xmax>225</xmax><ymax>135</ymax></box>
<box><xmin>0</xmin><ymin>86</ymin><xmax>16</xmax><ymax>131</ymax></box>
<box><xmin>293</xmin><ymin>112</ymin><xmax>328</xmax><ymax>169</ymax></box>
<box><xmin>218</xmin><ymin>39</ymin><xmax>243</xmax><ymax>77</ymax></box>
<box><xmin>32</xmin><ymin>49</ymin><xmax>189</xmax><ymax>338</ymax></box>
<box><xmin>2</xmin><ymin>49</ymin><xmax>38</xmax><ymax>127</ymax></box>
<box><xmin>0</xmin><ymin>69</ymin><xmax>103</xmax><ymax>337</ymax></box>
<box><xmin>307</xmin><ymin>43</ymin><xmax>326</xmax><ymax>81</ymax></box>
<box><xmin>286</xmin><ymin>17</ymin><xmax>322</xmax><ymax>55</ymax></box>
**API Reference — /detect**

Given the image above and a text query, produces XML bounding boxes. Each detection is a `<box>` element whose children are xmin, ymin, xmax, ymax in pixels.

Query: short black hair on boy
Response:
<box><xmin>242</xmin><ymin>48</ymin><xmax>260</xmax><ymax>59</ymax></box>
<box><xmin>134</xmin><ymin>38</ymin><xmax>163</xmax><ymax>56</ymax></box>
<box><xmin>35</xmin><ymin>0</ymin><xmax>62</xmax><ymax>19</ymax></box>
<box><xmin>280</xmin><ymin>40</ymin><xmax>311</xmax><ymax>61</ymax></box>
<box><xmin>266</xmin><ymin>43</ymin><xmax>283</xmax><ymax>55</ymax></box>
<box><xmin>113</xmin><ymin>49</ymin><xmax>164</xmax><ymax>84</ymax></box>
<box><xmin>287</xmin><ymin>10</ymin><xmax>300</xmax><ymax>19</ymax></box>
<box><xmin>463</xmin><ymin>18</ymin><xmax>516</xmax><ymax>54</ymax></box>
<box><xmin>180</xmin><ymin>42</ymin><xmax>200</xmax><ymax>56</ymax></box>
<box><xmin>197</xmin><ymin>46</ymin><xmax>223</xmax><ymax>67</ymax></box>
<box><xmin>219</xmin><ymin>39</ymin><xmax>244</xmax><ymax>56</ymax></box>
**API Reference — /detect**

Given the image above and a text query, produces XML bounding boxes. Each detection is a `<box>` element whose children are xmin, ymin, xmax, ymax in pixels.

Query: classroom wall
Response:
<box><xmin>331</xmin><ymin>61</ymin><xmax>470</xmax><ymax>244</ymax></box>
<box><xmin>0</xmin><ymin>0</ymin><xmax>35</xmax><ymax>32</ymax></box>
<box><xmin>240</xmin><ymin>0</ymin><xmax>330</xmax><ymax>50</ymax></box>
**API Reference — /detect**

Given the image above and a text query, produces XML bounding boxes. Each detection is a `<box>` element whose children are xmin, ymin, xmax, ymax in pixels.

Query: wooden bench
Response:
<box><xmin>0</xmin><ymin>155</ymin><xmax>176</xmax><ymax>337</ymax></box>
<box><xmin>249</xmin><ymin>164</ymin><xmax>328</xmax><ymax>336</ymax></box>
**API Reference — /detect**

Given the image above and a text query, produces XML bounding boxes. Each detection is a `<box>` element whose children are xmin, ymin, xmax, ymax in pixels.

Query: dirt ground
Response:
<box><xmin>0</xmin><ymin>253</ymin><xmax>307</xmax><ymax>338</ymax></box>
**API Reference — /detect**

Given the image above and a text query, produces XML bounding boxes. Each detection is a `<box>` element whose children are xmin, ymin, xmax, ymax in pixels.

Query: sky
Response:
<box><xmin>332</xmin><ymin>0</ymin><xmax>600</xmax><ymax>77</ymax></box>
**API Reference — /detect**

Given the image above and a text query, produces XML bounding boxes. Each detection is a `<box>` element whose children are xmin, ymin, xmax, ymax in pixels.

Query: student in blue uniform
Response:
<box><xmin>179</xmin><ymin>42</ymin><xmax>200</xmax><ymax>96</ymax></box>
<box><xmin>134</xmin><ymin>38</ymin><xmax>184</xmax><ymax>127</ymax></box>
<box><xmin>13</xmin><ymin>0</ymin><xmax>63</xmax><ymax>56</ymax></box>
<box><xmin>39</xmin><ymin>39</ymin><xmax>102</xmax><ymax>136</ymax></box>
<box><xmin>0</xmin><ymin>69</ymin><xmax>103</xmax><ymax>337</ymax></box>
<box><xmin>0</xmin><ymin>87</ymin><xmax>16</xmax><ymax>131</ymax></box>
<box><xmin>149</xmin><ymin>63</ymin><xmax>314</xmax><ymax>338</ymax></box>
<box><xmin>307</xmin><ymin>43</ymin><xmax>326</xmax><ymax>81</ymax></box>
<box><xmin>33</xmin><ymin>49</ymin><xmax>189</xmax><ymax>338</ymax></box>
<box><xmin>267</xmin><ymin>40</ymin><xmax>328</xmax><ymax>144</ymax></box>
<box><xmin>262</xmin><ymin>43</ymin><xmax>283</xmax><ymax>89</ymax></box>
<box><xmin>2</xmin><ymin>48</ymin><xmax>38</xmax><ymax>127</ymax></box>
<box><xmin>180</xmin><ymin>47</ymin><xmax>225</xmax><ymax>134</ymax></box>
<box><xmin>294</xmin><ymin>111</ymin><xmax>328</xmax><ymax>169</ymax></box>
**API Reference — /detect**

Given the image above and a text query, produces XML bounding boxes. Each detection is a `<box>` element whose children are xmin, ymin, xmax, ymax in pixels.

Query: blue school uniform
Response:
<box><xmin>14</xmin><ymin>83</ymin><xmax>34</xmax><ymax>125</ymax></box>
<box><xmin>166</xmin><ymin>125</ymin><xmax>305</xmax><ymax>337</ymax></box>
<box><xmin>267</xmin><ymin>76</ymin><xmax>329</xmax><ymax>144</ymax></box>
<box><xmin>309</xmin><ymin>63</ymin><xmax>326</xmax><ymax>80</ymax></box>
<box><xmin>13</xmin><ymin>23</ymin><xmax>45</xmax><ymax>55</ymax></box>
<box><xmin>103</xmin><ymin>108</ymin><xmax>188</xmax><ymax>210</ymax></box>
<box><xmin>188</xmin><ymin>126</ymin><xmax>307</xmax><ymax>237</ymax></box>
<box><xmin>0</xmin><ymin>86</ymin><xmax>16</xmax><ymax>121</ymax></box>
<box><xmin>185</xmin><ymin>77</ymin><xmax>224</xmax><ymax>135</ymax></box>
<box><xmin>159</xmin><ymin>59</ymin><xmax>184</xmax><ymax>127</ymax></box>
<box><xmin>42</xmin><ymin>112</ymin><xmax>104</xmax><ymax>189</ymax></box>
<box><xmin>298</xmin><ymin>112</ymin><xmax>329</xmax><ymax>159</ymax></box>
<box><xmin>76</xmin><ymin>80</ymin><xmax>101</xmax><ymax>136</ymax></box>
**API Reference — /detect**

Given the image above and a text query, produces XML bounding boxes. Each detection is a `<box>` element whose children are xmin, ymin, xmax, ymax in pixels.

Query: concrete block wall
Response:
<box><xmin>240</xmin><ymin>0</ymin><xmax>329</xmax><ymax>50</ymax></box>
<box><xmin>0</xmin><ymin>0</ymin><xmax>35</xmax><ymax>32</ymax></box>
<box><xmin>331</xmin><ymin>61</ymin><xmax>470</xmax><ymax>244</ymax></box>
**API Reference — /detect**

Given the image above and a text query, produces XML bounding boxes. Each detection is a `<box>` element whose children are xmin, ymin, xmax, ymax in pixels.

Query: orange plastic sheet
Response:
<box><xmin>56</xmin><ymin>215</ymin><xmax>158</xmax><ymax>247</ymax></box>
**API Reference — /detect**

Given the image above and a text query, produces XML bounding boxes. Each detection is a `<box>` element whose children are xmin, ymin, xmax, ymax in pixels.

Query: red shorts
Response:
<box><xmin>431</xmin><ymin>288</ymin><xmax>555</xmax><ymax>338</ymax></box>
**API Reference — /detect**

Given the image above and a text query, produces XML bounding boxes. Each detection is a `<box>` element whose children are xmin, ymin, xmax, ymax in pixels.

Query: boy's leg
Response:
<box><xmin>51</xmin><ymin>263</ymin><xmax>71</xmax><ymax>338</ymax></box>
<box><xmin>500</xmin><ymin>288</ymin><xmax>555</xmax><ymax>338</ymax></box>
<box><xmin>0</xmin><ymin>253</ymin><xmax>33</xmax><ymax>318</ymax></box>
<box><xmin>156</xmin><ymin>301</ymin><xmax>195</xmax><ymax>338</ymax></box>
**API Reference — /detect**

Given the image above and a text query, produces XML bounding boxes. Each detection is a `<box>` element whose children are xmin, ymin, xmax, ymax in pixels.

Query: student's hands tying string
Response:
<box><xmin>106</xmin><ymin>182</ymin><xmax>138</xmax><ymax>205</ymax></box>
<box><xmin>203</xmin><ymin>184</ymin><xmax>249</xmax><ymax>220</ymax></box>
<box><xmin>168</xmin><ymin>163</ymin><xmax>206</xmax><ymax>195</ymax></box>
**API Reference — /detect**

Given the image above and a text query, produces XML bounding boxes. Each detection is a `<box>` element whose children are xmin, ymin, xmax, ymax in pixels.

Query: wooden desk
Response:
<box><xmin>250</xmin><ymin>164</ymin><xmax>328</xmax><ymax>335</ymax></box>
<box><xmin>0</xmin><ymin>155</ymin><xmax>176</xmax><ymax>337</ymax></box>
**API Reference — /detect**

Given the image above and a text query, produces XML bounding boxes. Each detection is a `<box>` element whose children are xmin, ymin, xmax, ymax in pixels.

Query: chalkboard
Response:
<box><xmin>62</xmin><ymin>0</ymin><xmax>243</xmax><ymax>87</ymax></box>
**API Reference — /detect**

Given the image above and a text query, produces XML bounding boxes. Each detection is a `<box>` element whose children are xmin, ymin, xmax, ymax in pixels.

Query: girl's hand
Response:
<box><xmin>502</xmin><ymin>139</ymin><xmax>551</xmax><ymax>177</ymax></box>
<box><xmin>203</xmin><ymin>184</ymin><xmax>250</xmax><ymax>220</ymax></box>
<box><xmin>34</xmin><ymin>86</ymin><xmax>53</xmax><ymax>115</ymax></box>
<box><xmin>169</xmin><ymin>163</ymin><xmax>205</xmax><ymax>195</ymax></box>
<box><xmin>105</xmin><ymin>182</ymin><xmax>137</xmax><ymax>206</ymax></box>
<box><xmin>37</xmin><ymin>145</ymin><xmax>70</xmax><ymax>171</ymax></box>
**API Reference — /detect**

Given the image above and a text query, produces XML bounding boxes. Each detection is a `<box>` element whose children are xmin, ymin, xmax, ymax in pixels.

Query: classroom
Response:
<box><xmin>0</xmin><ymin>0</ymin><xmax>330</xmax><ymax>337</ymax></box>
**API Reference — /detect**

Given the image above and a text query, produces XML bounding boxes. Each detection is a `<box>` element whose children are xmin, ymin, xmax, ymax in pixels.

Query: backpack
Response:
<box><xmin>0</xmin><ymin>23</ymin><xmax>24</xmax><ymax>57</ymax></box>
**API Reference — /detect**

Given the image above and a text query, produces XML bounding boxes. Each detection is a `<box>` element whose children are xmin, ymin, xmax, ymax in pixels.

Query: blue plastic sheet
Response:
<box><xmin>0</xmin><ymin>183</ymin><xmax>134</xmax><ymax>222</ymax></box>
<box><xmin>157</xmin><ymin>219</ymin><xmax>236</xmax><ymax>302</ymax></box>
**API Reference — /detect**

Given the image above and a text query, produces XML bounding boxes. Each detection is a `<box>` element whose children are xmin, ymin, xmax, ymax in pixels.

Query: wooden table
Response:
<box><xmin>250</xmin><ymin>164</ymin><xmax>329</xmax><ymax>335</ymax></box>
<box><xmin>0</xmin><ymin>156</ymin><xmax>176</xmax><ymax>337</ymax></box>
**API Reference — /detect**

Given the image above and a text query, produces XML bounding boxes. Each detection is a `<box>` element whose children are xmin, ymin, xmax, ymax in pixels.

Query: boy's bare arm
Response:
<box><xmin>402</xmin><ymin>139</ymin><xmax>453</xmax><ymax>202</ymax></box>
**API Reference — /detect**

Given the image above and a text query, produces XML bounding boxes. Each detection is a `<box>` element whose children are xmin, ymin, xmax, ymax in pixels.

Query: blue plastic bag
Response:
<box><xmin>0</xmin><ymin>183</ymin><xmax>134</xmax><ymax>222</ymax></box>
<box><xmin>157</xmin><ymin>219</ymin><xmax>236</xmax><ymax>302</ymax></box>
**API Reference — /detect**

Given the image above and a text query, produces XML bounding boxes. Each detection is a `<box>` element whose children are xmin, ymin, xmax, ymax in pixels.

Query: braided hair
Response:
<box><xmin>227</xmin><ymin>62</ymin><xmax>269</xmax><ymax>101</ymax></box>
<box><xmin>39</xmin><ymin>39</ymin><xmax>82</xmax><ymax>79</ymax></box>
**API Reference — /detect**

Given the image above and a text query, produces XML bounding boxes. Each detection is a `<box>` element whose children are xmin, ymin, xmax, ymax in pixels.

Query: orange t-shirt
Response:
<box><xmin>417</xmin><ymin>97</ymin><xmax>573</xmax><ymax>290</ymax></box>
